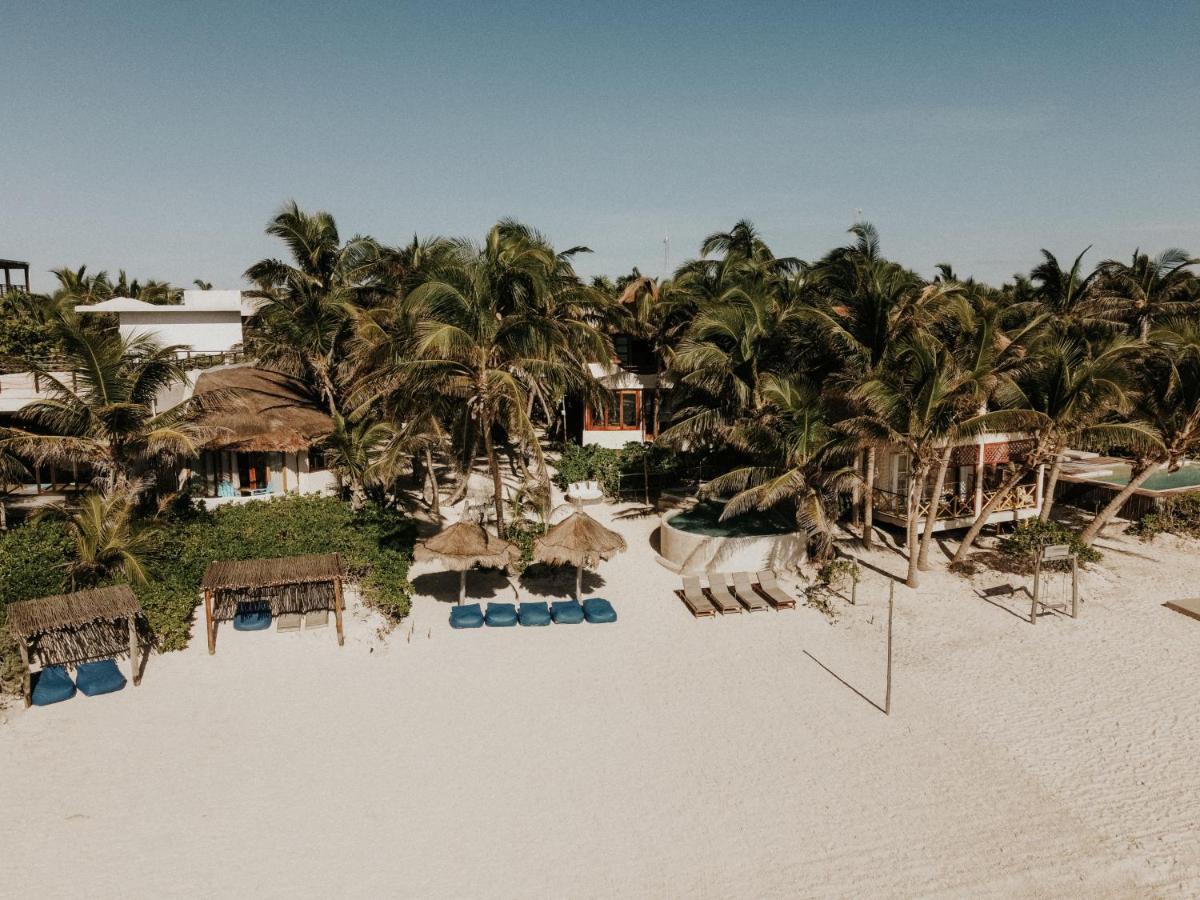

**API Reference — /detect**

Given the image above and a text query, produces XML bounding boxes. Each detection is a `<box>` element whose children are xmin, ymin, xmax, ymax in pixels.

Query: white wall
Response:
<box><xmin>118</xmin><ymin>310</ymin><xmax>244</xmax><ymax>353</ymax></box>
<box><xmin>582</xmin><ymin>428</ymin><xmax>645</xmax><ymax>449</ymax></box>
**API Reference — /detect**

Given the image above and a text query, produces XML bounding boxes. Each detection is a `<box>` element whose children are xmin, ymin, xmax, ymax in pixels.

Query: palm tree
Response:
<box><xmin>1095</xmin><ymin>248</ymin><xmax>1199</xmax><ymax>341</ymax></box>
<box><xmin>244</xmin><ymin>202</ymin><xmax>384</xmax><ymax>416</ymax></box>
<box><xmin>1079</xmin><ymin>321</ymin><xmax>1200</xmax><ymax>545</ymax></box>
<box><xmin>0</xmin><ymin>316</ymin><xmax>220</xmax><ymax>493</ymax></box>
<box><xmin>704</xmin><ymin>375</ymin><xmax>852</xmax><ymax>563</ymax></box>
<box><xmin>34</xmin><ymin>489</ymin><xmax>158</xmax><ymax>589</ymax></box>
<box><xmin>617</xmin><ymin>271</ymin><xmax>694</xmax><ymax>437</ymax></box>
<box><xmin>1017</xmin><ymin>247</ymin><xmax>1108</xmax><ymax>336</ymax></box>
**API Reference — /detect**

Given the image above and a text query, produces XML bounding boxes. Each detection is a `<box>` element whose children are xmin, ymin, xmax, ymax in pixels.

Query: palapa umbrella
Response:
<box><xmin>533</xmin><ymin>510</ymin><xmax>627</xmax><ymax>602</ymax></box>
<box><xmin>414</xmin><ymin>521</ymin><xmax>517</xmax><ymax>604</ymax></box>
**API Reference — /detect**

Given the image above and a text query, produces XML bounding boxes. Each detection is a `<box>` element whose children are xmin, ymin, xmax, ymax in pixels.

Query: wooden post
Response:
<box><xmin>204</xmin><ymin>588</ymin><xmax>215</xmax><ymax>654</ymax></box>
<box><xmin>1071</xmin><ymin>555</ymin><xmax>1079</xmax><ymax>618</ymax></box>
<box><xmin>885</xmin><ymin>583</ymin><xmax>894</xmax><ymax>716</ymax></box>
<box><xmin>128</xmin><ymin>616</ymin><xmax>140</xmax><ymax>686</ymax></box>
<box><xmin>16</xmin><ymin>638</ymin><xmax>32</xmax><ymax>708</ymax></box>
<box><xmin>575</xmin><ymin>565</ymin><xmax>583</xmax><ymax>603</ymax></box>
<box><xmin>333</xmin><ymin>576</ymin><xmax>345</xmax><ymax>646</ymax></box>
<box><xmin>459</xmin><ymin>570</ymin><xmax>466</xmax><ymax>605</ymax></box>
<box><xmin>1030</xmin><ymin>551</ymin><xmax>1041</xmax><ymax>625</ymax></box>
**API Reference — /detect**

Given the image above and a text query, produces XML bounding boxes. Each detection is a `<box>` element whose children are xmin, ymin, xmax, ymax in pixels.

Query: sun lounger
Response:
<box><xmin>731</xmin><ymin>572</ymin><xmax>768</xmax><ymax>611</ymax></box>
<box><xmin>755</xmin><ymin>570</ymin><xmax>797</xmax><ymax>609</ymax></box>
<box><xmin>550</xmin><ymin>600</ymin><xmax>585</xmax><ymax>624</ymax></box>
<box><xmin>75</xmin><ymin>659</ymin><xmax>127</xmax><ymax>697</ymax></box>
<box><xmin>518</xmin><ymin>602</ymin><xmax>552</xmax><ymax>626</ymax></box>
<box><xmin>30</xmin><ymin>666</ymin><xmax>76</xmax><ymax>706</ymax></box>
<box><xmin>582</xmin><ymin>597</ymin><xmax>617</xmax><ymax>623</ymax></box>
<box><xmin>485</xmin><ymin>602</ymin><xmax>518</xmax><ymax>627</ymax></box>
<box><xmin>276</xmin><ymin>613</ymin><xmax>302</xmax><ymax>632</ymax></box>
<box><xmin>680</xmin><ymin>576</ymin><xmax>717</xmax><ymax>618</ymax></box>
<box><xmin>450</xmin><ymin>603</ymin><xmax>485</xmax><ymax>628</ymax></box>
<box><xmin>707</xmin><ymin>577</ymin><xmax>742</xmax><ymax>615</ymax></box>
<box><xmin>233</xmin><ymin>601</ymin><xmax>271</xmax><ymax>631</ymax></box>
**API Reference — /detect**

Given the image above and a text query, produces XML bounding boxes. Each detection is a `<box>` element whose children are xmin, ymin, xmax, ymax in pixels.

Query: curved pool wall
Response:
<box><xmin>659</xmin><ymin>506</ymin><xmax>806</xmax><ymax>574</ymax></box>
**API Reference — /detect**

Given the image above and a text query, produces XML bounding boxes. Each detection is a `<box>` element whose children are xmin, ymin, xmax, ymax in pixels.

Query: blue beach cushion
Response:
<box><xmin>485</xmin><ymin>602</ymin><xmax>518</xmax><ymax>627</ymax></box>
<box><xmin>518</xmin><ymin>602</ymin><xmax>552</xmax><ymax>626</ymax></box>
<box><xmin>75</xmin><ymin>659</ymin><xmax>127</xmax><ymax>697</ymax></box>
<box><xmin>550</xmin><ymin>600</ymin><xmax>585</xmax><ymax>624</ymax></box>
<box><xmin>583</xmin><ymin>598</ymin><xmax>617</xmax><ymax>624</ymax></box>
<box><xmin>30</xmin><ymin>666</ymin><xmax>76</xmax><ymax>706</ymax></box>
<box><xmin>450</xmin><ymin>603</ymin><xmax>484</xmax><ymax>629</ymax></box>
<box><xmin>233</xmin><ymin>601</ymin><xmax>272</xmax><ymax>631</ymax></box>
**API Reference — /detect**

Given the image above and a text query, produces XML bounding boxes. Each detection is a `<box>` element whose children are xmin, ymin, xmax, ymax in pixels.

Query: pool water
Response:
<box><xmin>667</xmin><ymin>500</ymin><xmax>796</xmax><ymax>537</ymax></box>
<box><xmin>1092</xmin><ymin>462</ymin><xmax>1200</xmax><ymax>493</ymax></box>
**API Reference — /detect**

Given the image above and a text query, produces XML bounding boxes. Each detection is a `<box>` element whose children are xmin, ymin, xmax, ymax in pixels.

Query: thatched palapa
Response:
<box><xmin>414</xmin><ymin>521</ymin><xmax>516</xmax><ymax>604</ymax></box>
<box><xmin>533</xmin><ymin>510</ymin><xmax>627</xmax><ymax>601</ymax></box>
<box><xmin>192</xmin><ymin>366</ymin><xmax>334</xmax><ymax>453</ymax></box>
<box><xmin>200</xmin><ymin>553</ymin><xmax>347</xmax><ymax>651</ymax></box>
<box><xmin>7</xmin><ymin>585</ymin><xmax>147</xmax><ymax>706</ymax></box>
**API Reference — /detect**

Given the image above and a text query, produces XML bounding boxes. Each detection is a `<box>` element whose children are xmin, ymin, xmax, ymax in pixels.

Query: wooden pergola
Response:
<box><xmin>0</xmin><ymin>258</ymin><xmax>31</xmax><ymax>295</ymax></box>
<box><xmin>6</xmin><ymin>585</ymin><xmax>146</xmax><ymax>708</ymax></box>
<box><xmin>199</xmin><ymin>553</ymin><xmax>346</xmax><ymax>653</ymax></box>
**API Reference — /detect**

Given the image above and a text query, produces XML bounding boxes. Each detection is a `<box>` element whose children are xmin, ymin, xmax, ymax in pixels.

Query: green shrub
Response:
<box><xmin>817</xmin><ymin>558</ymin><xmax>860</xmax><ymax>592</ymax></box>
<box><xmin>998</xmin><ymin>519</ymin><xmax>1101</xmax><ymax>567</ymax></box>
<box><xmin>553</xmin><ymin>441</ymin><xmax>684</xmax><ymax>498</ymax></box>
<box><xmin>0</xmin><ymin>521</ymin><xmax>74</xmax><ymax>695</ymax></box>
<box><xmin>1128</xmin><ymin>494</ymin><xmax>1200</xmax><ymax>541</ymax></box>
<box><xmin>501</xmin><ymin>519</ymin><xmax>548</xmax><ymax>574</ymax></box>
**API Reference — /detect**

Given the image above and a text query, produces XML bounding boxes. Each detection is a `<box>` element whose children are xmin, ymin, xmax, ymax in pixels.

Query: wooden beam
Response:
<box><xmin>204</xmin><ymin>588</ymin><xmax>215</xmax><ymax>654</ymax></box>
<box><xmin>129</xmin><ymin>616</ymin><xmax>140</xmax><ymax>686</ymax></box>
<box><xmin>16</xmin><ymin>638</ymin><xmax>31</xmax><ymax>708</ymax></box>
<box><xmin>333</xmin><ymin>577</ymin><xmax>345</xmax><ymax>647</ymax></box>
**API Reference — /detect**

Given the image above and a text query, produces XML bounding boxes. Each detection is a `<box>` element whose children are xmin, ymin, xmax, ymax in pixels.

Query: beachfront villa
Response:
<box><xmin>572</xmin><ymin>334</ymin><xmax>663</xmax><ymax>448</ymax></box>
<box><xmin>75</xmin><ymin>289</ymin><xmax>257</xmax><ymax>357</ymax></box>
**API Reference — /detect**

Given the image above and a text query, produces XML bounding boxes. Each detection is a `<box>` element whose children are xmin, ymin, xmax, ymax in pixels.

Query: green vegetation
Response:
<box><xmin>1128</xmin><ymin>494</ymin><xmax>1200</xmax><ymax>541</ymax></box>
<box><xmin>554</xmin><ymin>441</ymin><xmax>684</xmax><ymax>498</ymax></box>
<box><xmin>998</xmin><ymin>519</ymin><xmax>1102</xmax><ymax>568</ymax></box>
<box><xmin>0</xmin><ymin>521</ymin><xmax>75</xmax><ymax>694</ymax></box>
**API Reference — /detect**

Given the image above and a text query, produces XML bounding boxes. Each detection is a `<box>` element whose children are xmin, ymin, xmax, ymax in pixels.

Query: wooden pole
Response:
<box><xmin>204</xmin><ymin>588</ymin><xmax>215</xmax><ymax>654</ymax></box>
<box><xmin>885</xmin><ymin>583</ymin><xmax>894</xmax><ymax>716</ymax></box>
<box><xmin>1031</xmin><ymin>551</ymin><xmax>1042</xmax><ymax>625</ymax></box>
<box><xmin>459</xmin><ymin>569</ymin><xmax>466</xmax><ymax>605</ymax></box>
<box><xmin>333</xmin><ymin>576</ymin><xmax>345</xmax><ymax>647</ymax></box>
<box><xmin>1071</xmin><ymin>555</ymin><xmax>1079</xmax><ymax>618</ymax></box>
<box><xmin>576</xmin><ymin>565</ymin><xmax>583</xmax><ymax>603</ymax></box>
<box><xmin>128</xmin><ymin>616</ymin><xmax>140</xmax><ymax>686</ymax></box>
<box><xmin>16</xmin><ymin>638</ymin><xmax>31</xmax><ymax>708</ymax></box>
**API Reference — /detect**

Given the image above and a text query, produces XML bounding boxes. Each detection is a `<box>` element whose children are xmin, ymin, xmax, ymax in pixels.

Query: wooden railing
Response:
<box><xmin>873</xmin><ymin>482</ymin><xmax>1037</xmax><ymax>522</ymax></box>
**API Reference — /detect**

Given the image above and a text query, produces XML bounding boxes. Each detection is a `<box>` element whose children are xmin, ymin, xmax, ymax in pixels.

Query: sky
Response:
<box><xmin>2</xmin><ymin>0</ymin><xmax>1198</xmax><ymax>293</ymax></box>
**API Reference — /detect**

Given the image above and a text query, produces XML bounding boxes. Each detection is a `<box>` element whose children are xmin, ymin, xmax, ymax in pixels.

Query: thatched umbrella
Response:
<box><xmin>413</xmin><ymin>521</ymin><xmax>517</xmax><ymax>604</ymax></box>
<box><xmin>533</xmin><ymin>510</ymin><xmax>627</xmax><ymax>601</ymax></box>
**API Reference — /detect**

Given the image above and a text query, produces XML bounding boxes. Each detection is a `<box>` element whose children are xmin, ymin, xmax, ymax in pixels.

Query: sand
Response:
<box><xmin>2</xmin><ymin>498</ymin><xmax>1199</xmax><ymax>898</ymax></box>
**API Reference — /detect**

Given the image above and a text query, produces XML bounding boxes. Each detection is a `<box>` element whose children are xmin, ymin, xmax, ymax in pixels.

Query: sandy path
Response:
<box><xmin>1</xmin><ymin>503</ymin><xmax>1196</xmax><ymax>897</ymax></box>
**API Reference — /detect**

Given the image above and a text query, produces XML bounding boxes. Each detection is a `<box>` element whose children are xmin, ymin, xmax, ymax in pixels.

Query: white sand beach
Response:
<box><xmin>3</xmin><ymin>501</ymin><xmax>1199</xmax><ymax>898</ymax></box>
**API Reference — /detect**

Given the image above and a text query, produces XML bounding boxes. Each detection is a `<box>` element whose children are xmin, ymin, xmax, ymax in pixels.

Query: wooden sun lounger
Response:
<box><xmin>706</xmin><ymin>576</ymin><xmax>742</xmax><ymax>615</ymax></box>
<box><xmin>1164</xmin><ymin>597</ymin><xmax>1200</xmax><ymax>623</ymax></box>
<box><xmin>755</xmin><ymin>570</ymin><xmax>797</xmax><ymax>610</ymax></box>
<box><xmin>680</xmin><ymin>576</ymin><xmax>717</xmax><ymax>618</ymax></box>
<box><xmin>731</xmin><ymin>572</ymin><xmax>768</xmax><ymax>611</ymax></box>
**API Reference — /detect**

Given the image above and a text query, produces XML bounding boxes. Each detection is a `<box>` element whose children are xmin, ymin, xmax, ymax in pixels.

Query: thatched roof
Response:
<box><xmin>414</xmin><ymin>521</ymin><xmax>516</xmax><ymax>571</ymax></box>
<box><xmin>201</xmin><ymin>553</ymin><xmax>344</xmax><ymax>591</ymax></box>
<box><xmin>7</xmin><ymin>585</ymin><xmax>141</xmax><ymax>640</ymax></box>
<box><xmin>533</xmin><ymin>511</ymin><xmax>627</xmax><ymax>568</ymax></box>
<box><xmin>192</xmin><ymin>366</ymin><xmax>334</xmax><ymax>452</ymax></box>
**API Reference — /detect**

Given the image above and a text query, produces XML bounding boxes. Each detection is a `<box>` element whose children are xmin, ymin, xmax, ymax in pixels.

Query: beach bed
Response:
<box><xmin>680</xmin><ymin>576</ymin><xmax>717</xmax><ymax>618</ymax></box>
<box><xmin>756</xmin><ymin>570</ymin><xmax>797</xmax><ymax>609</ymax></box>
<box><xmin>705</xmin><ymin>576</ymin><xmax>742</xmax><ymax>614</ymax></box>
<box><xmin>731</xmin><ymin>572</ymin><xmax>769</xmax><ymax>611</ymax></box>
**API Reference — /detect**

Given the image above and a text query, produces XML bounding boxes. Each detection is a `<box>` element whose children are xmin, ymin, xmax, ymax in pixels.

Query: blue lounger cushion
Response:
<box><xmin>450</xmin><ymin>603</ymin><xmax>484</xmax><ymax>629</ymax></box>
<box><xmin>485</xmin><ymin>602</ymin><xmax>518</xmax><ymax>627</ymax></box>
<box><xmin>233</xmin><ymin>601</ymin><xmax>272</xmax><ymax>631</ymax></box>
<box><xmin>31</xmin><ymin>666</ymin><xmax>76</xmax><ymax>706</ymax></box>
<box><xmin>550</xmin><ymin>600</ymin><xmax>585</xmax><ymax>624</ymax></box>
<box><xmin>583</xmin><ymin>597</ymin><xmax>617</xmax><ymax>624</ymax></box>
<box><xmin>518</xmin><ymin>602</ymin><xmax>551</xmax><ymax>626</ymax></box>
<box><xmin>75</xmin><ymin>659</ymin><xmax>127</xmax><ymax>697</ymax></box>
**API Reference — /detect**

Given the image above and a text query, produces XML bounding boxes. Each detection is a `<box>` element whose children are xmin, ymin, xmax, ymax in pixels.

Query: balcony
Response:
<box><xmin>872</xmin><ymin>482</ymin><xmax>1039</xmax><ymax>532</ymax></box>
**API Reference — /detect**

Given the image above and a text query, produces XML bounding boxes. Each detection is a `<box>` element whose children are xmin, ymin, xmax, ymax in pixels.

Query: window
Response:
<box><xmin>586</xmin><ymin>390</ymin><xmax>642</xmax><ymax>430</ymax></box>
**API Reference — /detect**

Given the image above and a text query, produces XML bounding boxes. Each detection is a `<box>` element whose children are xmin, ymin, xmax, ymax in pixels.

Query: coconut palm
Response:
<box><xmin>0</xmin><ymin>316</ymin><xmax>222</xmax><ymax>493</ymax></box>
<box><xmin>1095</xmin><ymin>248</ymin><xmax>1199</xmax><ymax>342</ymax></box>
<box><xmin>34</xmin><ymin>488</ymin><xmax>158</xmax><ymax>589</ymax></box>
<box><xmin>617</xmin><ymin>272</ymin><xmax>694</xmax><ymax>437</ymax></box>
<box><xmin>1016</xmin><ymin>247</ymin><xmax>1108</xmax><ymax>336</ymax></box>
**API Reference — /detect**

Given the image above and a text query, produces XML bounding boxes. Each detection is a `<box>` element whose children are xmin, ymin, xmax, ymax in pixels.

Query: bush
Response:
<box><xmin>0</xmin><ymin>521</ymin><xmax>74</xmax><ymax>695</ymax></box>
<box><xmin>1128</xmin><ymin>494</ymin><xmax>1200</xmax><ymax>541</ymax></box>
<box><xmin>998</xmin><ymin>519</ymin><xmax>1101</xmax><ymax>568</ymax></box>
<box><xmin>553</xmin><ymin>441</ymin><xmax>684</xmax><ymax>498</ymax></box>
<box><xmin>501</xmin><ymin>519</ymin><xmax>548</xmax><ymax>575</ymax></box>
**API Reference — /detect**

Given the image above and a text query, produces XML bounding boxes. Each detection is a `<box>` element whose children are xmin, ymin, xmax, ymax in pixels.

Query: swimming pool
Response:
<box><xmin>665</xmin><ymin>500</ymin><xmax>796</xmax><ymax>537</ymax></box>
<box><xmin>658</xmin><ymin>501</ymin><xmax>805</xmax><ymax>573</ymax></box>
<box><xmin>1085</xmin><ymin>462</ymin><xmax>1200</xmax><ymax>493</ymax></box>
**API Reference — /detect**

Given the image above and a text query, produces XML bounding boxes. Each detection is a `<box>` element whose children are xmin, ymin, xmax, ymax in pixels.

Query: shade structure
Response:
<box><xmin>533</xmin><ymin>510</ymin><xmax>627</xmax><ymax>601</ymax></box>
<box><xmin>413</xmin><ymin>521</ymin><xmax>517</xmax><ymax>604</ymax></box>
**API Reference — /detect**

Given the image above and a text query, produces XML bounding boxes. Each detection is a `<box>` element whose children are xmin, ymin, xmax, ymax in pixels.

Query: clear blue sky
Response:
<box><xmin>3</xmin><ymin>1</ymin><xmax>1197</xmax><ymax>292</ymax></box>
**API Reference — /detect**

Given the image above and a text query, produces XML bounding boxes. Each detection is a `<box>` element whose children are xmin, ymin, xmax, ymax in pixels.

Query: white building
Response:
<box><xmin>75</xmin><ymin>289</ymin><xmax>255</xmax><ymax>355</ymax></box>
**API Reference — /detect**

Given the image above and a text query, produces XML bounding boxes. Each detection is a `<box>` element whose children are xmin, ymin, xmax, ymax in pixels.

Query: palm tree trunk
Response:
<box><xmin>951</xmin><ymin>465</ymin><xmax>1030</xmax><ymax>564</ymax></box>
<box><xmin>1039</xmin><ymin>452</ymin><xmax>1064</xmax><ymax>521</ymax></box>
<box><xmin>862</xmin><ymin>447</ymin><xmax>876</xmax><ymax>550</ymax></box>
<box><xmin>1079</xmin><ymin>463</ymin><xmax>1156</xmax><ymax>545</ymax></box>
<box><xmin>482</xmin><ymin>418</ymin><xmax>506</xmax><ymax>530</ymax></box>
<box><xmin>905</xmin><ymin>462</ymin><xmax>930</xmax><ymax>588</ymax></box>
<box><xmin>918</xmin><ymin>444</ymin><xmax>953</xmax><ymax>571</ymax></box>
<box><xmin>425</xmin><ymin>447</ymin><xmax>440</xmax><ymax>519</ymax></box>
